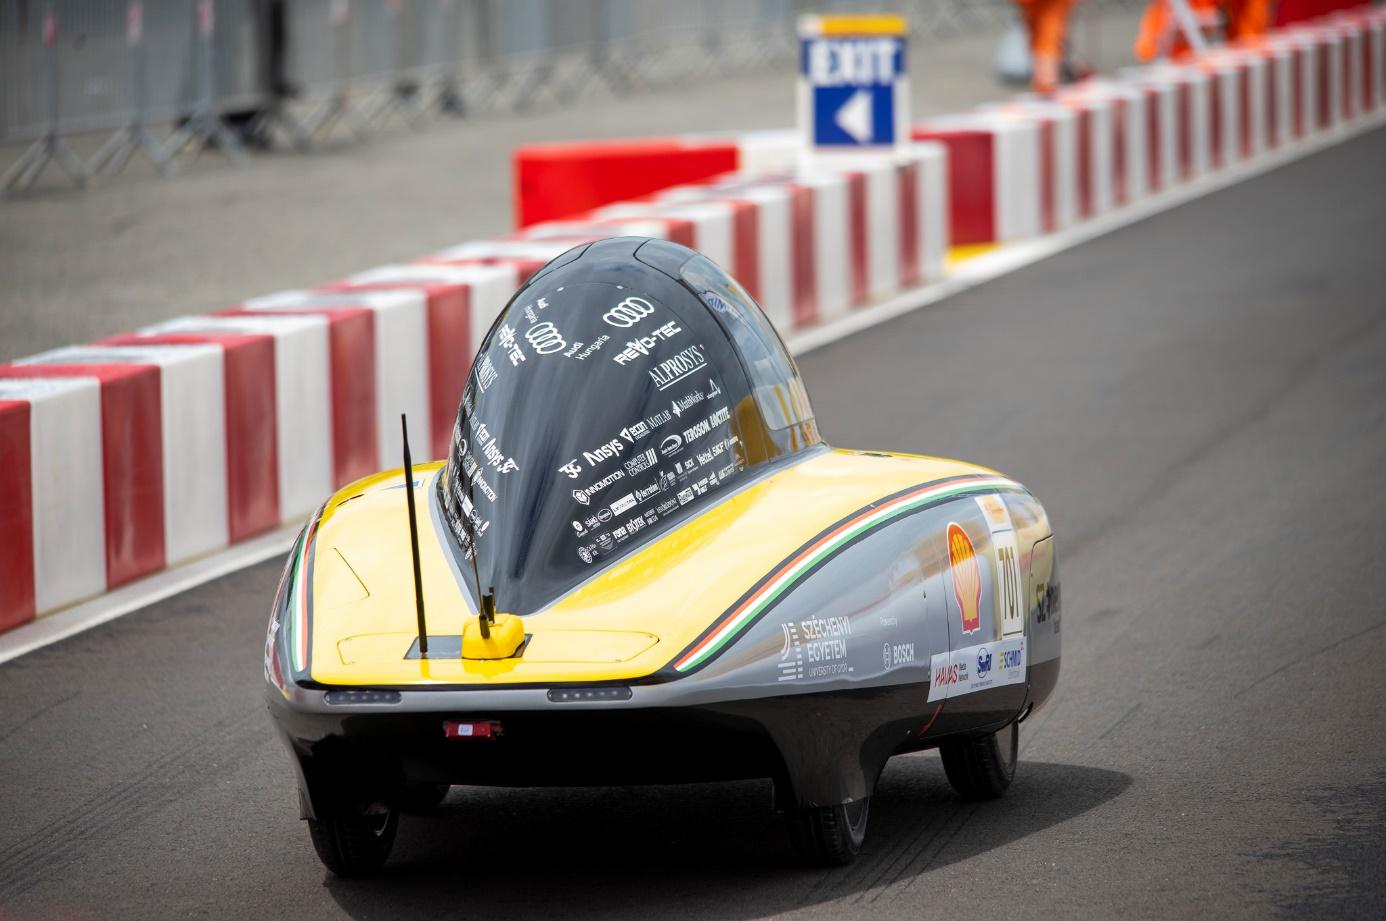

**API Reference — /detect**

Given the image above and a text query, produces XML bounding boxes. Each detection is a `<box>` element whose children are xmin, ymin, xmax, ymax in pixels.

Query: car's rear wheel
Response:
<box><xmin>940</xmin><ymin>719</ymin><xmax>1018</xmax><ymax>801</ymax></box>
<box><xmin>307</xmin><ymin>803</ymin><xmax>398</xmax><ymax>877</ymax></box>
<box><xmin>786</xmin><ymin>797</ymin><xmax>870</xmax><ymax>866</ymax></box>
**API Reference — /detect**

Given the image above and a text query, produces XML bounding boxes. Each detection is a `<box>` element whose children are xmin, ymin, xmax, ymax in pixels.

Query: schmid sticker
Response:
<box><xmin>948</xmin><ymin>522</ymin><xmax>982</xmax><ymax>636</ymax></box>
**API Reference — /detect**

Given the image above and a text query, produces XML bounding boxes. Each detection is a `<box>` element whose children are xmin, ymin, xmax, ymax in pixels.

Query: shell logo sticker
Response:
<box><xmin>977</xmin><ymin>493</ymin><xmax>1010</xmax><ymax>528</ymax></box>
<box><xmin>948</xmin><ymin>522</ymin><xmax>982</xmax><ymax>636</ymax></box>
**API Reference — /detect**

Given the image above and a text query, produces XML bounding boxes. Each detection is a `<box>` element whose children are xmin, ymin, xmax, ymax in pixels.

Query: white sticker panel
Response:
<box><xmin>928</xmin><ymin>636</ymin><xmax>1027</xmax><ymax>702</ymax></box>
<box><xmin>976</xmin><ymin>494</ymin><xmax>1025</xmax><ymax>637</ymax></box>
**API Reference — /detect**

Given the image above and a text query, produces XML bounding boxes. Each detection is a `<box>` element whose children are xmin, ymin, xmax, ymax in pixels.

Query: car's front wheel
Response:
<box><xmin>786</xmin><ymin>797</ymin><xmax>870</xmax><ymax>866</ymax></box>
<box><xmin>940</xmin><ymin>719</ymin><xmax>1018</xmax><ymax>801</ymax></box>
<box><xmin>307</xmin><ymin>803</ymin><xmax>398</xmax><ymax>877</ymax></box>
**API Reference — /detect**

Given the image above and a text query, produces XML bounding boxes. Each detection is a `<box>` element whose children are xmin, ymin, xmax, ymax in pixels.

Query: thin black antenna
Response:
<box><xmin>401</xmin><ymin>414</ymin><xmax>428</xmax><ymax>657</ymax></box>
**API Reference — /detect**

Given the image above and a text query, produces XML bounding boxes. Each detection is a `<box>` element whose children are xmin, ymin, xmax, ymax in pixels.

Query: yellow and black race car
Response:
<box><xmin>264</xmin><ymin>237</ymin><xmax>1062</xmax><ymax>875</ymax></box>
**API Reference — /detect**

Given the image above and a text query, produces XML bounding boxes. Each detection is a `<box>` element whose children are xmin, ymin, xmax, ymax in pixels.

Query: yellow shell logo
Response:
<box><xmin>948</xmin><ymin>522</ymin><xmax>982</xmax><ymax>635</ymax></box>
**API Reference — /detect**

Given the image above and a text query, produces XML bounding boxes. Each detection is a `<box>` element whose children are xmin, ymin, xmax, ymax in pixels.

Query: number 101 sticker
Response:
<box><xmin>975</xmin><ymin>494</ymin><xmax>1025</xmax><ymax>638</ymax></box>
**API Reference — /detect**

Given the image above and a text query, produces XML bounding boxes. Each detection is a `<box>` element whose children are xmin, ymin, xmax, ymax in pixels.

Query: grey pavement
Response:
<box><xmin>0</xmin><ymin>6</ymin><xmax>1143</xmax><ymax>363</ymax></box>
<box><xmin>1</xmin><ymin>120</ymin><xmax>1383</xmax><ymax>918</ymax></box>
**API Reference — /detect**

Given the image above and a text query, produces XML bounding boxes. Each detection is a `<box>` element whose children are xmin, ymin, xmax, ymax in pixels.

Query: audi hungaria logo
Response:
<box><xmin>603</xmin><ymin>296</ymin><xmax>655</xmax><ymax>328</ymax></box>
<box><xmin>525</xmin><ymin>321</ymin><xmax>566</xmax><ymax>355</ymax></box>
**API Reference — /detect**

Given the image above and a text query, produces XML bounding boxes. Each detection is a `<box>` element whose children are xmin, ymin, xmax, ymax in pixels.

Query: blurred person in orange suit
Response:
<box><xmin>1223</xmin><ymin>0</ymin><xmax>1273</xmax><ymax>43</ymax></box>
<box><xmin>1134</xmin><ymin>0</ymin><xmax>1272</xmax><ymax>61</ymax></box>
<box><xmin>1013</xmin><ymin>0</ymin><xmax>1080</xmax><ymax>94</ymax></box>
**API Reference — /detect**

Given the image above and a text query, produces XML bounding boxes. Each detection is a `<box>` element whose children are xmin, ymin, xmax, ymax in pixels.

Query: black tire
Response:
<box><xmin>307</xmin><ymin>806</ymin><xmax>398</xmax><ymax>877</ymax></box>
<box><xmin>940</xmin><ymin>719</ymin><xmax>1018</xmax><ymax>801</ymax></box>
<box><xmin>786</xmin><ymin>797</ymin><xmax>870</xmax><ymax>866</ymax></box>
<box><xmin>398</xmin><ymin>783</ymin><xmax>450</xmax><ymax>814</ymax></box>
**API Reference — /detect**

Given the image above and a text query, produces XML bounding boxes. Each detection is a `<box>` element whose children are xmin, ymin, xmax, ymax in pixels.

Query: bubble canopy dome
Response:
<box><xmin>436</xmin><ymin>237</ymin><xmax>822</xmax><ymax>616</ymax></box>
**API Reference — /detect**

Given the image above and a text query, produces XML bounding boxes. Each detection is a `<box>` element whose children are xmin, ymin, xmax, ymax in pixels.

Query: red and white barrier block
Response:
<box><xmin>0</xmin><ymin>377</ymin><xmax>104</xmax><ymax>630</ymax></box>
<box><xmin>646</xmin><ymin>143</ymin><xmax>947</xmax><ymax>330</ymax></box>
<box><xmin>0</xmin><ymin>342</ymin><xmax>234</xmax><ymax>628</ymax></box>
<box><xmin>1123</xmin><ymin>64</ymin><xmax>1214</xmax><ymax>184</ymax></box>
<box><xmin>1058</xmin><ymin>80</ymin><xmax>1151</xmax><ymax>207</ymax></box>
<box><xmin>123</xmin><ymin>313</ymin><xmax>334</xmax><ymax>524</ymax></box>
<box><xmin>422</xmin><ymin>239</ymin><xmax>576</xmax><ymax>288</ymax></box>
<box><xmin>320</xmin><ymin>263</ymin><xmax>517</xmax><ymax>460</ymax></box>
<box><xmin>914</xmin><ymin>112</ymin><xmax>1042</xmax><ymax>245</ymax></box>
<box><xmin>512</xmin><ymin>130</ymin><xmax>799</xmax><ymax>226</ymax></box>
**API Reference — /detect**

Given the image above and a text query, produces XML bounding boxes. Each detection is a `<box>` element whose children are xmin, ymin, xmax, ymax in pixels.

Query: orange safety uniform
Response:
<box><xmin>1135</xmin><ymin>0</ymin><xmax>1271</xmax><ymax>61</ymax></box>
<box><xmin>1014</xmin><ymin>0</ymin><xmax>1080</xmax><ymax>95</ymax></box>
<box><xmin>1223</xmin><ymin>0</ymin><xmax>1272</xmax><ymax>43</ymax></box>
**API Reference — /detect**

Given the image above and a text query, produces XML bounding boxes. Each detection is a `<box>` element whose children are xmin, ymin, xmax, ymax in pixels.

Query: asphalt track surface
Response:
<box><xmin>3</xmin><ymin>127</ymin><xmax>1385</xmax><ymax>920</ymax></box>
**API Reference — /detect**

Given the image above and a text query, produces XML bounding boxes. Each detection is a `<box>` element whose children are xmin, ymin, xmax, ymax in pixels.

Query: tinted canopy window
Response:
<box><xmin>438</xmin><ymin>239</ymin><xmax>821</xmax><ymax>616</ymax></box>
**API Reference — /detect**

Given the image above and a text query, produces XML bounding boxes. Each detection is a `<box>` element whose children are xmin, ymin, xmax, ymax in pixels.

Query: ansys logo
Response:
<box><xmin>948</xmin><ymin>522</ymin><xmax>982</xmax><ymax>636</ymax></box>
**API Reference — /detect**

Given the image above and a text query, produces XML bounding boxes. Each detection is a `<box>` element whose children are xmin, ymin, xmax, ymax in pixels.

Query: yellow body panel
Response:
<box><xmin>307</xmin><ymin>449</ymin><xmax>999</xmax><ymax>687</ymax></box>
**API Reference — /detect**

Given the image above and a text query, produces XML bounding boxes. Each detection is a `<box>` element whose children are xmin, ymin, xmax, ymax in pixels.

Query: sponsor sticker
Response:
<box><xmin>603</xmin><ymin>296</ymin><xmax>655</xmax><ymax>328</ymax></box>
<box><xmin>883</xmin><ymin>641</ymin><xmax>916</xmax><ymax>670</ymax></box>
<box><xmin>465</xmin><ymin>420</ymin><xmax>518</xmax><ymax>475</ymax></box>
<box><xmin>613</xmin><ymin>322</ymin><xmax>684</xmax><ymax>366</ymax></box>
<box><xmin>497</xmin><ymin>324</ymin><xmax>526</xmax><ymax>367</ymax></box>
<box><xmin>623</xmin><ymin>448</ymin><xmax>658</xmax><ymax>476</ymax></box>
<box><xmin>582</xmin><ymin>438</ymin><xmax>623</xmax><ymax>467</ymax></box>
<box><xmin>779</xmin><ymin>617</ymin><xmax>854</xmax><ymax>681</ymax></box>
<box><xmin>525</xmin><ymin>321</ymin><xmax>566</xmax><ymax>355</ymax></box>
<box><xmin>476</xmin><ymin>354</ymin><xmax>499</xmax><ymax>393</ymax></box>
<box><xmin>927</xmin><ymin>637</ymin><xmax>1026</xmax><ymax>702</ymax></box>
<box><xmin>649</xmin><ymin>344</ymin><xmax>707</xmax><ymax>391</ymax></box>
<box><xmin>610</xmin><ymin>493</ymin><xmax>637</xmax><ymax>516</ymax></box>
<box><xmin>671</xmin><ymin>388</ymin><xmax>705</xmax><ymax>418</ymax></box>
<box><xmin>567</xmin><ymin>334</ymin><xmax>610</xmax><ymax>360</ymax></box>
<box><xmin>682</xmin><ymin>406</ymin><xmax>731</xmax><ymax>445</ymax></box>
<box><xmin>948</xmin><ymin>522</ymin><xmax>982</xmax><ymax>636</ymax></box>
<box><xmin>976</xmin><ymin>495</ymin><xmax>1025</xmax><ymax>638</ymax></box>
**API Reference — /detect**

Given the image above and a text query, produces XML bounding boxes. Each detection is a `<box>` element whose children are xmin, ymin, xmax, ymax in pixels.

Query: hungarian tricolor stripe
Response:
<box><xmin>288</xmin><ymin>505</ymin><xmax>324</xmax><ymax>675</ymax></box>
<box><xmin>670</xmin><ymin>474</ymin><xmax>1025</xmax><ymax>674</ymax></box>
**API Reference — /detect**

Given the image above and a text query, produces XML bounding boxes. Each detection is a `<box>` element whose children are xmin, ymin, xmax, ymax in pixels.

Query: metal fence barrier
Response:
<box><xmin>1</xmin><ymin>0</ymin><xmax>1127</xmax><ymax>193</ymax></box>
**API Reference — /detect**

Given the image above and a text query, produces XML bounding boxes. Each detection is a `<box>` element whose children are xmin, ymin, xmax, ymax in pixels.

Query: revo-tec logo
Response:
<box><xmin>603</xmin><ymin>296</ymin><xmax>655</xmax><ymax>328</ymax></box>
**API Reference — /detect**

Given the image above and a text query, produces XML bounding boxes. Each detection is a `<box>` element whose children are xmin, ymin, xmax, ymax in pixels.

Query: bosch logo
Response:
<box><xmin>603</xmin><ymin>296</ymin><xmax>655</xmax><ymax>328</ymax></box>
<box><xmin>525</xmin><ymin>321</ymin><xmax>567</xmax><ymax>355</ymax></box>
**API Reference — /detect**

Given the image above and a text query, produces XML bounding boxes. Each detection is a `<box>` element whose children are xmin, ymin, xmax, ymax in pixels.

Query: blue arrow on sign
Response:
<box><xmin>812</xmin><ymin>84</ymin><xmax>896</xmax><ymax>146</ymax></box>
